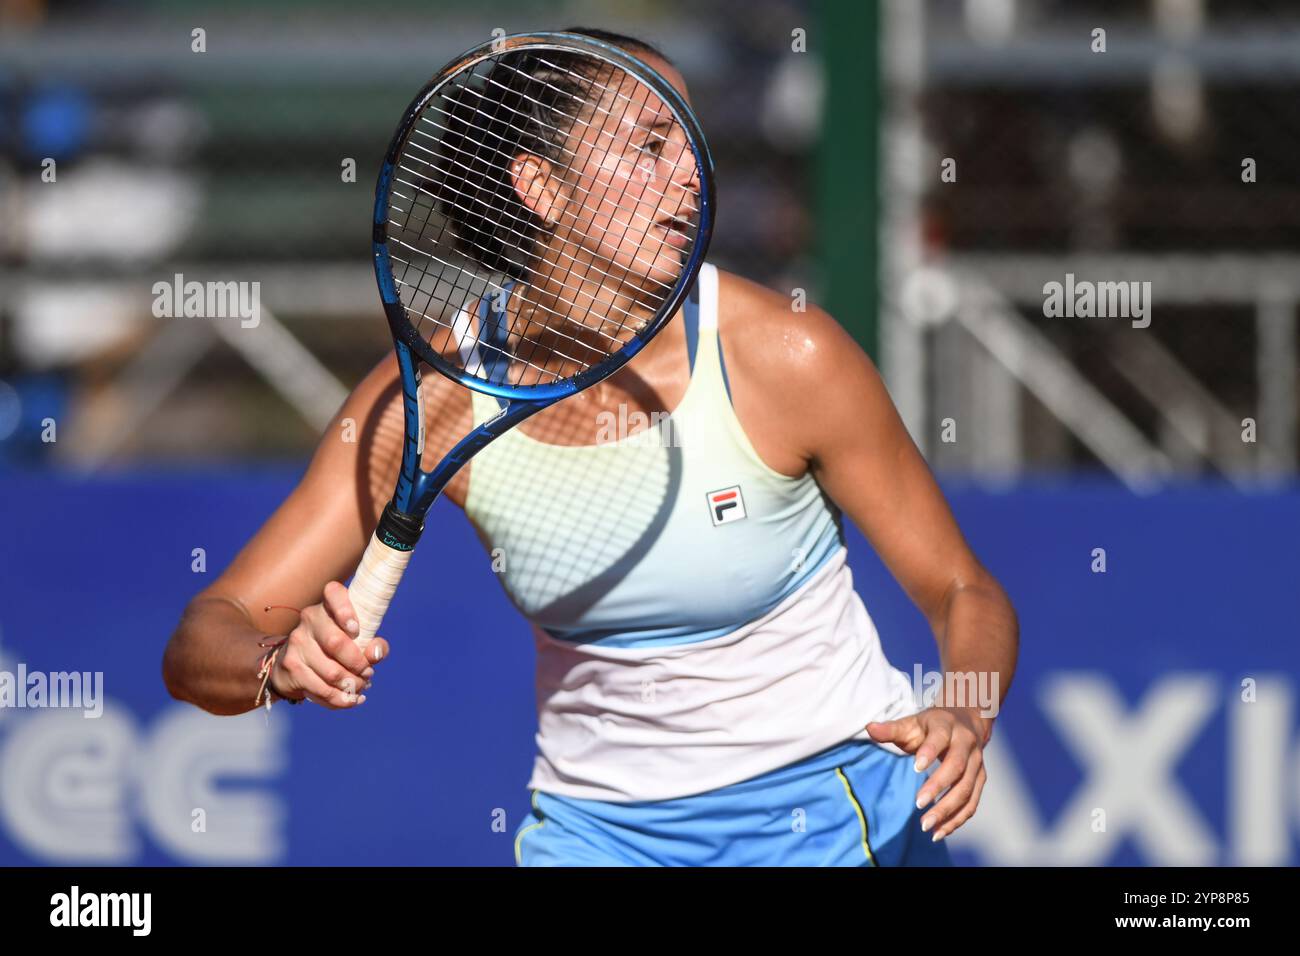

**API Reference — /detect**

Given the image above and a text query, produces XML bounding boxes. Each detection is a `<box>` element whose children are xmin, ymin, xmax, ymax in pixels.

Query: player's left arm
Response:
<box><xmin>744</xmin><ymin>289</ymin><xmax>1019</xmax><ymax>840</ymax></box>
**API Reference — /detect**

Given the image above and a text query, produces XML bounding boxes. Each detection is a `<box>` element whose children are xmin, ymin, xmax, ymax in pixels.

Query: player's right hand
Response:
<box><xmin>268</xmin><ymin>581</ymin><xmax>388</xmax><ymax>709</ymax></box>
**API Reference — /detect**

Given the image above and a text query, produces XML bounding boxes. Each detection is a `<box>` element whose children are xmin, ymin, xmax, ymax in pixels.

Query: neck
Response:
<box><xmin>514</xmin><ymin>241</ymin><xmax>690</xmax><ymax>376</ymax></box>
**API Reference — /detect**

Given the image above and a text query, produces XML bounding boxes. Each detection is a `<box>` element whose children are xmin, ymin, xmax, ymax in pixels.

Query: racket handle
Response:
<box><xmin>348</xmin><ymin>501</ymin><xmax>425</xmax><ymax>647</ymax></box>
<box><xmin>348</xmin><ymin>532</ymin><xmax>414</xmax><ymax>648</ymax></box>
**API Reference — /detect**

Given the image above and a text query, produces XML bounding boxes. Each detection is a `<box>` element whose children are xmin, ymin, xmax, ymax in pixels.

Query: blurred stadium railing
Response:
<box><xmin>882</xmin><ymin>0</ymin><xmax>1300</xmax><ymax>487</ymax></box>
<box><xmin>6</xmin><ymin>1</ymin><xmax>1292</xmax><ymax>486</ymax></box>
<box><xmin>0</xmin><ymin>0</ymin><xmax>824</xmax><ymax>464</ymax></box>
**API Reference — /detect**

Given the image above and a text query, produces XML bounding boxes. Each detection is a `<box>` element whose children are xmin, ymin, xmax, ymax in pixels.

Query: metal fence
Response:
<box><xmin>881</xmin><ymin>0</ymin><xmax>1300</xmax><ymax>485</ymax></box>
<box><xmin>0</xmin><ymin>0</ymin><xmax>820</xmax><ymax>464</ymax></box>
<box><xmin>2</xmin><ymin>0</ymin><xmax>1296</xmax><ymax>484</ymax></box>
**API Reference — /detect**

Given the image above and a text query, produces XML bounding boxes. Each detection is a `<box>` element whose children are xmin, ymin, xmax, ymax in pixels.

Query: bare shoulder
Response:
<box><xmin>715</xmin><ymin>269</ymin><xmax>867</xmax><ymax>386</ymax></box>
<box><xmin>713</xmin><ymin>269</ymin><xmax>873</xmax><ymax>475</ymax></box>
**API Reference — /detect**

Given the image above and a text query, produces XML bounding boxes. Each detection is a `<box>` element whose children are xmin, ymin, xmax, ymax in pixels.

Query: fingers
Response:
<box><xmin>276</xmin><ymin>635</ymin><xmax>368</xmax><ymax>710</ymax></box>
<box><xmin>915</xmin><ymin>721</ymin><xmax>986</xmax><ymax>840</ymax></box>
<box><xmin>266</xmin><ymin>582</ymin><xmax>392</xmax><ymax>712</ymax></box>
<box><xmin>865</xmin><ymin>716</ymin><xmax>926</xmax><ymax>752</ymax></box>
<box><xmin>930</xmin><ymin>761</ymin><xmax>987</xmax><ymax>842</ymax></box>
<box><xmin>299</xmin><ymin>670</ymin><xmax>367</xmax><ymax>710</ymax></box>
<box><xmin>357</xmin><ymin>636</ymin><xmax>390</xmax><ymax>666</ymax></box>
<box><xmin>912</xmin><ymin>721</ymin><xmax>953</xmax><ymax>774</ymax></box>
<box><xmin>321</xmin><ymin>581</ymin><xmax>391</xmax><ymax>666</ymax></box>
<box><xmin>868</xmin><ymin>709</ymin><xmax>993</xmax><ymax>843</ymax></box>
<box><xmin>322</xmin><ymin>581</ymin><xmax>362</xmax><ymax>640</ymax></box>
<box><xmin>317</xmin><ymin>582</ymin><xmax>373</xmax><ymax>677</ymax></box>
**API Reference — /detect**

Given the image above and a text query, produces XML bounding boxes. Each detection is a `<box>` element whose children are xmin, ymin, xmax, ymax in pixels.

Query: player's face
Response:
<box><xmin>552</xmin><ymin>56</ymin><xmax>700</xmax><ymax>297</ymax></box>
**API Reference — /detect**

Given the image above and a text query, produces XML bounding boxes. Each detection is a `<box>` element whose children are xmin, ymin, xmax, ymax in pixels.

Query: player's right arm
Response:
<box><xmin>163</xmin><ymin>354</ymin><xmax>407</xmax><ymax>716</ymax></box>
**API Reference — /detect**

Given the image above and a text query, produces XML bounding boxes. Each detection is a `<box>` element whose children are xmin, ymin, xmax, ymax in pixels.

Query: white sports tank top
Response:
<box><xmin>463</xmin><ymin>263</ymin><xmax>918</xmax><ymax>801</ymax></box>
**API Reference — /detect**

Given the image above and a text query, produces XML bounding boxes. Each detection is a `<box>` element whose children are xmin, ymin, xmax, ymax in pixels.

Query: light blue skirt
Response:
<box><xmin>514</xmin><ymin>737</ymin><xmax>954</xmax><ymax>866</ymax></box>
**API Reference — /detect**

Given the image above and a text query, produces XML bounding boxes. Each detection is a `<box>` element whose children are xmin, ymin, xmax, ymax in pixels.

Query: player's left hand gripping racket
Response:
<box><xmin>348</xmin><ymin>32</ymin><xmax>715</xmax><ymax>646</ymax></box>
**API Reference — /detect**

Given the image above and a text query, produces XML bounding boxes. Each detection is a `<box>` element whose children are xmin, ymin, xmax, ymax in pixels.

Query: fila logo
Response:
<box><xmin>707</xmin><ymin>485</ymin><xmax>746</xmax><ymax>526</ymax></box>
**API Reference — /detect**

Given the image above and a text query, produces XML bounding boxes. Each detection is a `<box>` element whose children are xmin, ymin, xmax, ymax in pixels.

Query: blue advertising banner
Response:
<box><xmin>0</xmin><ymin>471</ymin><xmax>1296</xmax><ymax>866</ymax></box>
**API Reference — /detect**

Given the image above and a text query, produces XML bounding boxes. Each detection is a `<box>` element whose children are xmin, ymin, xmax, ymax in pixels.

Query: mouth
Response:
<box><xmin>654</xmin><ymin>214</ymin><xmax>692</xmax><ymax>249</ymax></box>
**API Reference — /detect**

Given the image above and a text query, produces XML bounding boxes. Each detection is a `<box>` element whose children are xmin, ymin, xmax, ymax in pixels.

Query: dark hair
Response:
<box><xmin>437</xmin><ymin>28</ymin><xmax>673</xmax><ymax>280</ymax></box>
<box><xmin>562</xmin><ymin>26</ymin><xmax>671</xmax><ymax>65</ymax></box>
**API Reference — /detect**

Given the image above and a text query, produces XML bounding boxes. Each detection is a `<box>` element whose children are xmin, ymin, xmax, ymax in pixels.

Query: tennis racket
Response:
<box><xmin>347</xmin><ymin>31</ymin><xmax>715</xmax><ymax>647</ymax></box>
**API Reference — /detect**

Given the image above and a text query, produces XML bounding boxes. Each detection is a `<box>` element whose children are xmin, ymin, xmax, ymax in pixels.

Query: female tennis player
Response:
<box><xmin>164</xmin><ymin>27</ymin><xmax>1018</xmax><ymax>866</ymax></box>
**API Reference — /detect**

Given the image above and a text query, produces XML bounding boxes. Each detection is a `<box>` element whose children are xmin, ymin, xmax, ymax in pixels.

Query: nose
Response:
<box><xmin>667</xmin><ymin>140</ymin><xmax>700</xmax><ymax>204</ymax></box>
<box><xmin>675</xmin><ymin>154</ymin><xmax>700</xmax><ymax>194</ymax></box>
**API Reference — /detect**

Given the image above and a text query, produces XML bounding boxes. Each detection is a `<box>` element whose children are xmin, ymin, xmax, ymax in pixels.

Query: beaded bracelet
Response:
<box><xmin>255</xmin><ymin>635</ymin><xmax>305</xmax><ymax>710</ymax></box>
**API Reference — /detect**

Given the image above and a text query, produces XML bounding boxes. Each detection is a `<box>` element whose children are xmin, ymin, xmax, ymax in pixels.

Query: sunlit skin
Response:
<box><xmin>498</xmin><ymin>55</ymin><xmax>701</xmax><ymax>382</ymax></box>
<box><xmin>163</xmin><ymin>49</ymin><xmax>1018</xmax><ymax>845</ymax></box>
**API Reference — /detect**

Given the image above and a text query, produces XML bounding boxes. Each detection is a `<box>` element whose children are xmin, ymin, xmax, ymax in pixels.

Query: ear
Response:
<box><xmin>510</xmin><ymin>153</ymin><xmax>563</xmax><ymax>227</ymax></box>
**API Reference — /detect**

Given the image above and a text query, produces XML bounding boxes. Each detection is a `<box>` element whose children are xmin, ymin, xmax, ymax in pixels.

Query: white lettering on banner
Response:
<box><xmin>1229</xmin><ymin>678</ymin><xmax>1291</xmax><ymax>864</ymax></box>
<box><xmin>0</xmin><ymin>704</ymin><xmax>285</xmax><ymax>864</ymax></box>
<box><xmin>0</xmin><ymin>709</ymin><xmax>138</xmax><ymax>860</ymax></box>
<box><xmin>946</xmin><ymin>674</ymin><xmax>1298</xmax><ymax>866</ymax></box>
<box><xmin>141</xmin><ymin>707</ymin><xmax>287</xmax><ymax>862</ymax></box>
<box><xmin>0</xmin><ymin>671</ymin><xmax>1295</xmax><ymax>865</ymax></box>
<box><xmin>1039</xmin><ymin>674</ymin><xmax>1219</xmax><ymax>865</ymax></box>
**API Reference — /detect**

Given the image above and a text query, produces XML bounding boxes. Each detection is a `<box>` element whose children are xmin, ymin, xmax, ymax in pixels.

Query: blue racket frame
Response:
<box><xmin>372</xmin><ymin>32</ymin><xmax>715</xmax><ymax>523</ymax></box>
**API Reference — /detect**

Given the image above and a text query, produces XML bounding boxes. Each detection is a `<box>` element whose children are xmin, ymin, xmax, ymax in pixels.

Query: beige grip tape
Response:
<box><xmin>347</xmin><ymin>531</ymin><xmax>413</xmax><ymax>648</ymax></box>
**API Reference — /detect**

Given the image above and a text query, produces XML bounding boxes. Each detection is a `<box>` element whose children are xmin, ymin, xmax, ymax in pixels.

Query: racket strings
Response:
<box><xmin>463</xmin><ymin>63</ymin><xmax>699</xmax><ymax>210</ymax></box>
<box><xmin>404</xmin><ymin>57</ymin><xmax>688</xmax><ymax>292</ymax></box>
<box><xmin>432</xmin><ymin>57</ymin><xmax>700</xmax><ymax>225</ymax></box>
<box><xmin>389</xmin><ymin>159</ymin><xmax>680</xmax><ymax>304</ymax></box>
<box><xmin>418</xmin><ymin>98</ymin><xmax>694</xmax><ymax>202</ymax></box>
<box><xmin>408</xmin><ymin>111</ymin><xmax>699</xmax><ymax>243</ymax></box>
<box><xmin>386</xmin><ymin>199</ymin><xmax>619</xmax><ymax>380</ymax></box>
<box><xmin>390</xmin><ymin>180</ymin><xmax>675</xmax><ymax>387</ymax></box>
<box><xmin>385</xmin><ymin>187</ymin><xmax>658</xmax><ymax>362</ymax></box>
<box><xmin>387</xmin><ymin>257</ymin><xmax>604</xmax><ymax>372</ymax></box>
<box><xmin>398</xmin><ymin>67</ymin><xmax>692</xmax><ymax>296</ymax></box>
<box><xmin>390</xmin><ymin>198</ymin><xmax>645</xmax><ymax>377</ymax></box>
<box><xmin>385</xmin><ymin>47</ymin><xmax>699</xmax><ymax>389</ymax></box>
<box><xmin>491</xmin><ymin>52</ymin><xmax>677</xmax><ymax>381</ymax></box>
<box><xmin>485</xmin><ymin>49</ymin><xmax>688</xmax><ymax>368</ymax></box>
<box><xmin>393</xmin><ymin>56</ymin><xmax>544</xmax><ymax>368</ymax></box>
<box><xmin>391</xmin><ymin>279</ymin><xmax>591</xmax><ymax>373</ymax></box>
<box><xmin>395</xmin><ymin>54</ymin><xmax>554</xmax><ymax>360</ymax></box>
<box><xmin>486</xmin><ymin>52</ymin><xmax>655</xmax><ymax>368</ymax></box>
